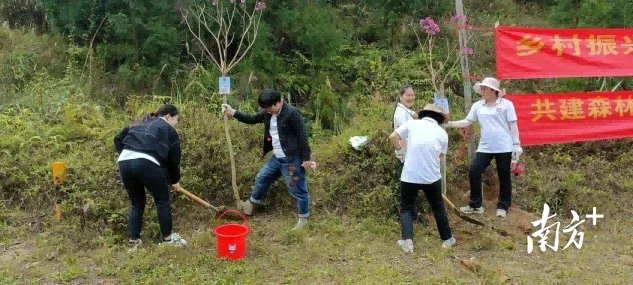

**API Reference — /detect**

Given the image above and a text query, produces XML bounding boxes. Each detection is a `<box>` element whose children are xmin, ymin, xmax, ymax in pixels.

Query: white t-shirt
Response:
<box><xmin>117</xmin><ymin>149</ymin><xmax>160</xmax><ymax>165</ymax></box>
<box><xmin>395</xmin><ymin>117</ymin><xmax>448</xmax><ymax>184</ymax></box>
<box><xmin>393</xmin><ymin>103</ymin><xmax>415</xmax><ymax>130</ymax></box>
<box><xmin>393</xmin><ymin>103</ymin><xmax>415</xmax><ymax>153</ymax></box>
<box><xmin>466</xmin><ymin>97</ymin><xmax>518</xmax><ymax>153</ymax></box>
<box><xmin>270</xmin><ymin>114</ymin><xmax>286</xmax><ymax>158</ymax></box>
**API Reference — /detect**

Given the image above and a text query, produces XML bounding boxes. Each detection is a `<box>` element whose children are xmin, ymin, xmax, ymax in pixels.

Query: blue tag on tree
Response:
<box><xmin>219</xmin><ymin>77</ymin><xmax>231</xmax><ymax>95</ymax></box>
<box><xmin>433</xmin><ymin>93</ymin><xmax>449</xmax><ymax>113</ymax></box>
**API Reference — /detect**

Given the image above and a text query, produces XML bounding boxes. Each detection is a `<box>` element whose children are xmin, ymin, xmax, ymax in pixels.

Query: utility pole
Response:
<box><xmin>455</xmin><ymin>0</ymin><xmax>475</xmax><ymax>161</ymax></box>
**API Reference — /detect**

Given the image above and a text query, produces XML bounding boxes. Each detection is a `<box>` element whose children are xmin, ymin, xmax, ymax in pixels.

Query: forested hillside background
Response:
<box><xmin>3</xmin><ymin>1</ymin><xmax>633</xmax><ymax>284</ymax></box>
<box><xmin>4</xmin><ymin>0</ymin><xmax>633</xmax><ymax>124</ymax></box>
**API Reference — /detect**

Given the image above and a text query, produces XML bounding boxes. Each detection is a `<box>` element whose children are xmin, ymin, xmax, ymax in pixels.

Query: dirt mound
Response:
<box><xmin>456</xmin><ymin>173</ymin><xmax>502</xmax><ymax>202</ymax></box>
<box><xmin>421</xmin><ymin>171</ymin><xmax>539</xmax><ymax>243</ymax></box>
<box><xmin>423</xmin><ymin>201</ymin><xmax>537</xmax><ymax>241</ymax></box>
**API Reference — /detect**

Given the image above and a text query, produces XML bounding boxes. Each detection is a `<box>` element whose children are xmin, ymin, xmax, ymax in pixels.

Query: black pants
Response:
<box><xmin>396</xmin><ymin>162</ymin><xmax>421</xmax><ymax>223</ymax></box>
<box><xmin>468</xmin><ymin>152</ymin><xmax>513</xmax><ymax>210</ymax></box>
<box><xmin>400</xmin><ymin>180</ymin><xmax>452</xmax><ymax>241</ymax></box>
<box><xmin>118</xmin><ymin>158</ymin><xmax>172</xmax><ymax>239</ymax></box>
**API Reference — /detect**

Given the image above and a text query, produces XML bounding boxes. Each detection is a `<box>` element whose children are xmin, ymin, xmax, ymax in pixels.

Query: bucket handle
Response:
<box><xmin>215</xmin><ymin>209</ymin><xmax>250</xmax><ymax>228</ymax></box>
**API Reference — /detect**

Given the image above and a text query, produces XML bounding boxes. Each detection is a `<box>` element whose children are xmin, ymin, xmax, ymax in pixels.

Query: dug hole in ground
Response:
<box><xmin>417</xmin><ymin>163</ymin><xmax>535</xmax><ymax>248</ymax></box>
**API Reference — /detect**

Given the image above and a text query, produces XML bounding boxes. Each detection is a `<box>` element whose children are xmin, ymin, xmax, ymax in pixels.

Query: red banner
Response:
<box><xmin>496</xmin><ymin>26</ymin><xmax>633</xmax><ymax>79</ymax></box>
<box><xmin>503</xmin><ymin>91</ymin><xmax>633</xmax><ymax>146</ymax></box>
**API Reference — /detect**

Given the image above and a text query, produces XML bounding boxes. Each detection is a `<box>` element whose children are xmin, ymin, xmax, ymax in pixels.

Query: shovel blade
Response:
<box><xmin>453</xmin><ymin>208</ymin><xmax>486</xmax><ymax>227</ymax></box>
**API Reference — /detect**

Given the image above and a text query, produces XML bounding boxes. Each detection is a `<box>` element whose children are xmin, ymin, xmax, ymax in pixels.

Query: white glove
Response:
<box><xmin>512</xmin><ymin>145</ymin><xmax>523</xmax><ymax>161</ymax></box>
<box><xmin>221</xmin><ymin>104</ymin><xmax>235</xmax><ymax>116</ymax></box>
<box><xmin>395</xmin><ymin>148</ymin><xmax>406</xmax><ymax>163</ymax></box>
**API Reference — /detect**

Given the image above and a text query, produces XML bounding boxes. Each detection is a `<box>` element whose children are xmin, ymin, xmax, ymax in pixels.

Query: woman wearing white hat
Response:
<box><xmin>389</xmin><ymin>104</ymin><xmax>456</xmax><ymax>252</ymax></box>
<box><xmin>445</xmin><ymin>77</ymin><xmax>522</xmax><ymax>218</ymax></box>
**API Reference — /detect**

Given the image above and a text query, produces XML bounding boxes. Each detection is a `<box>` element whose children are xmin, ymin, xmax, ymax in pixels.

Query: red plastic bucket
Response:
<box><xmin>213</xmin><ymin>210</ymin><xmax>250</xmax><ymax>260</ymax></box>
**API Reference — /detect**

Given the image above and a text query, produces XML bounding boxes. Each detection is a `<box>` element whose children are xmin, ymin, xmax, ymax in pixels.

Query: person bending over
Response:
<box><xmin>389</xmin><ymin>104</ymin><xmax>456</xmax><ymax>253</ymax></box>
<box><xmin>114</xmin><ymin>104</ymin><xmax>187</xmax><ymax>251</ymax></box>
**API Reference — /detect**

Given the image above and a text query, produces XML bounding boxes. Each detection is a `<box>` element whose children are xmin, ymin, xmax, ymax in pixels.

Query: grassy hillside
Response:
<box><xmin>3</xmin><ymin>0</ymin><xmax>633</xmax><ymax>284</ymax></box>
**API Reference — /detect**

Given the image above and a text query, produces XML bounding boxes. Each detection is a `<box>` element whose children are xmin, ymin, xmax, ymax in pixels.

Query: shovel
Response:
<box><xmin>440</xmin><ymin>139</ymin><xmax>485</xmax><ymax>227</ymax></box>
<box><xmin>172</xmin><ymin>186</ymin><xmax>227</xmax><ymax>214</ymax></box>
<box><xmin>441</xmin><ymin>194</ymin><xmax>485</xmax><ymax>227</ymax></box>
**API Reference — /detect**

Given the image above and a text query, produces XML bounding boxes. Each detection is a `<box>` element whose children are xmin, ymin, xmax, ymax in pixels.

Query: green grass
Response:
<box><xmin>2</xmin><ymin>199</ymin><xmax>633</xmax><ymax>285</ymax></box>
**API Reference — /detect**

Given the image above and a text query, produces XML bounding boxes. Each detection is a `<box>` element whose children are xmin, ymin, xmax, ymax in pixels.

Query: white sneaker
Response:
<box><xmin>496</xmin><ymin>209</ymin><xmax>507</xmax><ymax>218</ymax></box>
<box><xmin>161</xmin><ymin>233</ymin><xmax>187</xmax><ymax>247</ymax></box>
<box><xmin>397</xmin><ymin>239</ymin><xmax>414</xmax><ymax>253</ymax></box>
<box><xmin>459</xmin><ymin>205</ymin><xmax>484</xmax><ymax>214</ymax></box>
<box><xmin>128</xmin><ymin>239</ymin><xmax>142</xmax><ymax>252</ymax></box>
<box><xmin>442</xmin><ymin>237</ymin><xmax>456</xmax><ymax>249</ymax></box>
<box><xmin>241</xmin><ymin>200</ymin><xmax>253</xmax><ymax>216</ymax></box>
<box><xmin>293</xmin><ymin>217</ymin><xmax>308</xmax><ymax>230</ymax></box>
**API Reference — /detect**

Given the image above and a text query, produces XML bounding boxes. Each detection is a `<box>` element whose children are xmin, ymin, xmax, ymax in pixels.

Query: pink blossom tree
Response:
<box><xmin>411</xmin><ymin>15</ymin><xmax>474</xmax><ymax>97</ymax></box>
<box><xmin>412</xmin><ymin>15</ymin><xmax>474</xmax><ymax>196</ymax></box>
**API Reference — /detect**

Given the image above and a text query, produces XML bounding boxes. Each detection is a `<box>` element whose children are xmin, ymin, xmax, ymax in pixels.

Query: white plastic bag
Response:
<box><xmin>349</xmin><ymin>136</ymin><xmax>369</xmax><ymax>150</ymax></box>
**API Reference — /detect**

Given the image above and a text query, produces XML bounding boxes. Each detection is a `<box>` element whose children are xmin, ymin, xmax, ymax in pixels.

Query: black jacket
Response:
<box><xmin>113</xmin><ymin>118</ymin><xmax>182</xmax><ymax>184</ymax></box>
<box><xmin>234</xmin><ymin>101</ymin><xmax>311</xmax><ymax>161</ymax></box>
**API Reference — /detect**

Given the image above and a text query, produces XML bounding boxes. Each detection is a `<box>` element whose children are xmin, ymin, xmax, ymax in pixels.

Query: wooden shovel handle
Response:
<box><xmin>173</xmin><ymin>186</ymin><xmax>211</xmax><ymax>209</ymax></box>
<box><xmin>441</xmin><ymin>194</ymin><xmax>457</xmax><ymax>210</ymax></box>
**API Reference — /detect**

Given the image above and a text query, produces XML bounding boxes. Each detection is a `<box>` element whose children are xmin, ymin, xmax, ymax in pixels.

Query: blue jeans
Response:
<box><xmin>249</xmin><ymin>156</ymin><xmax>310</xmax><ymax>218</ymax></box>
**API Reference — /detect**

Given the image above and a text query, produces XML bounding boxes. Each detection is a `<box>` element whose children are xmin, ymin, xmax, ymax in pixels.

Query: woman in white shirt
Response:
<box><xmin>445</xmin><ymin>77</ymin><xmax>523</xmax><ymax>218</ymax></box>
<box><xmin>389</xmin><ymin>104</ymin><xmax>456</xmax><ymax>252</ymax></box>
<box><xmin>392</xmin><ymin>85</ymin><xmax>418</xmax><ymax>164</ymax></box>
<box><xmin>392</xmin><ymin>85</ymin><xmax>420</xmax><ymax>222</ymax></box>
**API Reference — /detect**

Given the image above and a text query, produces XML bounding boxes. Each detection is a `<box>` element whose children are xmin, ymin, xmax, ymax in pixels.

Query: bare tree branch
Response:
<box><xmin>226</xmin><ymin>3</ymin><xmax>243</xmax><ymax>50</ymax></box>
<box><xmin>181</xmin><ymin>0</ymin><xmax>266</xmax><ymax>210</ymax></box>
<box><xmin>226</xmin><ymin>5</ymin><xmax>260</xmax><ymax>73</ymax></box>
<box><xmin>183</xmin><ymin>1</ymin><xmax>263</xmax><ymax>74</ymax></box>
<box><xmin>198</xmin><ymin>10</ymin><xmax>224</xmax><ymax>65</ymax></box>
<box><xmin>182</xmin><ymin>9</ymin><xmax>221</xmax><ymax>71</ymax></box>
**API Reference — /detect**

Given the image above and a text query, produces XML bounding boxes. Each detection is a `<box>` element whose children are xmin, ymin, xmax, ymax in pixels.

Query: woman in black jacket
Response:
<box><xmin>114</xmin><ymin>104</ymin><xmax>187</xmax><ymax>251</ymax></box>
<box><xmin>114</xmin><ymin>113</ymin><xmax>154</xmax><ymax>185</ymax></box>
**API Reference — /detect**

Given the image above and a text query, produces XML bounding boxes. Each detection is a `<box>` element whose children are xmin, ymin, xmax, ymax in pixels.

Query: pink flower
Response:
<box><xmin>450</xmin><ymin>15</ymin><xmax>468</xmax><ymax>24</ymax></box>
<box><xmin>241</xmin><ymin>0</ymin><xmax>246</xmax><ymax>3</ymax></box>
<box><xmin>255</xmin><ymin>1</ymin><xmax>265</xmax><ymax>11</ymax></box>
<box><xmin>230</xmin><ymin>0</ymin><xmax>235</xmax><ymax>3</ymax></box>
<box><xmin>419</xmin><ymin>17</ymin><xmax>440</xmax><ymax>35</ymax></box>
<box><xmin>212</xmin><ymin>0</ymin><xmax>217</xmax><ymax>5</ymax></box>
<box><xmin>461</xmin><ymin>47</ymin><xmax>474</xmax><ymax>55</ymax></box>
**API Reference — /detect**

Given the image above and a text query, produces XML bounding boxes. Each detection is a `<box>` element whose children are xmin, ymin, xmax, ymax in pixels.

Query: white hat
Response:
<box><xmin>473</xmin><ymin>77</ymin><xmax>504</xmax><ymax>97</ymax></box>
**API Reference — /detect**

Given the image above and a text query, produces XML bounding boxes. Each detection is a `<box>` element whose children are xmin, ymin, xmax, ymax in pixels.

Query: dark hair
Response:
<box><xmin>483</xmin><ymin>85</ymin><xmax>500</xmax><ymax>97</ymax></box>
<box><xmin>393</xmin><ymin>84</ymin><xmax>413</xmax><ymax>118</ymax></box>
<box><xmin>258</xmin><ymin>89</ymin><xmax>281</xmax><ymax>108</ymax></box>
<box><xmin>131</xmin><ymin>104</ymin><xmax>179</xmax><ymax>127</ymax></box>
<box><xmin>399</xmin><ymin>85</ymin><xmax>413</xmax><ymax>97</ymax></box>
<box><xmin>419</xmin><ymin>110</ymin><xmax>446</xmax><ymax>125</ymax></box>
<box><xmin>155</xmin><ymin>104</ymin><xmax>179</xmax><ymax>117</ymax></box>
